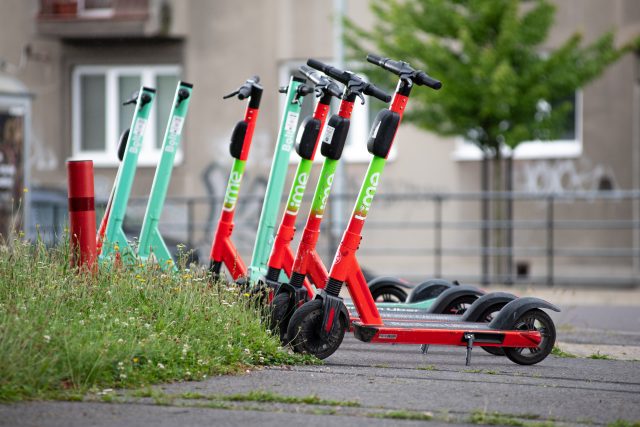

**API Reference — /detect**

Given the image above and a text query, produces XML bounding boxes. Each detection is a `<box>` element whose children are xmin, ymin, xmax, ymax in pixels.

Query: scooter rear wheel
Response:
<box><xmin>442</xmin><ymin>295</ymin><xmax>477</xmax><ymax>315</ymax></box>
<box><xmin>371</xmin><ymin>285</ymin><xmax>407</xmax><ymax>303</ymax></box>
<box><xmin>477</xmin><ymin>303</ymin><xmax>508</xmax><ymax>356</ymax></box>
<box><xmin>270</xmin><ymin>292</ymin><xmax>293</xmax><ymax>344</ymax></box>
<box><xmin>287</xmin><ymin>299</ymin><xmax>347</xmax><ymax>360</ymax></box>
<box><xmin>503</xmin><ymin>309</ymin><xmax>556</xmax><ymax>365</ymax></box>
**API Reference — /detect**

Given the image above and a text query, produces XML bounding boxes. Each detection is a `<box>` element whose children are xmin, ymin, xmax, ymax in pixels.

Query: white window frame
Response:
<box><xmin>77</xmin><ymin>0</ymin><xmax>115</xmax><ymax>18</ymax></box>
<box><xmin>71</xmin><ymin>64</ymin><xmax>183</xmax><ymax>167</ymax></box>
<box><xmin>453</xmin><ymin>91</ymin><xmax>583</xmax><ymax>161</ymax></box>
<box><xmin>278</xmin><ymin>60</ymin><xmax>395</xmax><ymax>164</ymax></box>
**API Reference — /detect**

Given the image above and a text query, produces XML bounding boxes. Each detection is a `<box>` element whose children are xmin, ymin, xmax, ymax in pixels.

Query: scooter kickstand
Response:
<box><xmin>464</xmin><ymin>333</ymin><xmax>475</xmax><ymax>366</ymax></box>
<box><xmin>420</xmin><ymin>344</ymin><xmax>429</xmax><ymax>354</ymax></box>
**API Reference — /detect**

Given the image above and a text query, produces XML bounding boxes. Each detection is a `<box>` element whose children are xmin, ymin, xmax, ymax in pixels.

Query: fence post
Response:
<box><xmin>546</xmin><ymin>194</ymin><xmax>554</xmax><ymax>286</ymax></box>
<box><xmin>187</xmin><ymin>198</ymin><xmax>195</xmax><ymax>250</ymax></box>
<box><xmin>434</xmin><ymin>195</ymin><xmax>442</xmax><ymax>278</ymax></box>
<box><xmin>481</xmin><ymin>154</ymin><xmax>490</xmax><ymax>285</ymax></box>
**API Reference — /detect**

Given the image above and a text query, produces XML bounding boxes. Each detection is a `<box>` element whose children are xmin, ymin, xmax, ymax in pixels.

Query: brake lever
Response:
<box><xmin>122</xmin><ymin>90</ymin><xmax>139</xmax><ymax>106</ymax></box>
<box><xmin>223</xmin><ymin>89</ymin><xmax>240</xmax><ymax>99</ymax></box>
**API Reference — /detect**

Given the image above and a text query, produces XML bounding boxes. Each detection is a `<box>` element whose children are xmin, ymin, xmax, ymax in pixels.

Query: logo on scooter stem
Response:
<box><xmin>222</xmin><ymin>171</ymin><xmax>242</xmax><ymax>212</ymax></box>
<box><xmin>312</xmin><ymin>172</ymin><xmax>334</xmax><ymax>219</ymax></box>
<box><xmin>286</xmin><ymin>172</ymin><xmax>309</xmax><ymax>214</ymax></box>
<box><xmin>355</xmin><ymin>172</ymin><xmax>380</xmax><ymax>220</ymax></box>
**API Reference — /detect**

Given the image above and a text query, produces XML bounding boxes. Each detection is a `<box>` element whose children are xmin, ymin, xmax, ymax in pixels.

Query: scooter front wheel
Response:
<box><xmin>270</xmin><ymin>292</ymin><xmax>293</xmax><ymax>344</ymax></box>
<box><xmin>503</xmin><ymin>309</ymin><xmax>556</xmax><ymax>365</ymax></box>
<box><xmin>287</xmin><ymin>299</ymin><xmax>347</xmax><ymax>360</ymax></box>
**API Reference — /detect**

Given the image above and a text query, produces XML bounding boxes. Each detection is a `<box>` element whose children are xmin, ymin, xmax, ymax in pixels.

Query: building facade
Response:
<box><xmin>0</xmin><ymin>0</ymin><xmax>638</xmax><ymax>285</ymax></box>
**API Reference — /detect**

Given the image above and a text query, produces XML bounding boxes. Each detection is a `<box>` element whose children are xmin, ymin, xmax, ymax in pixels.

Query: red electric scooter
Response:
<box><xmin>208</xmin><ymin>76</ymin><xmax>264</xmax><ymax>280</ymax></box>
<box><xmin>269</xmin><ymin>61</ymin><xmax>518</xmax><ymax>354</ymax></box>
<box><xmin>287</xmin><ymin>55</ymin><xmax>558</xmax><ymax>365</ymax></box>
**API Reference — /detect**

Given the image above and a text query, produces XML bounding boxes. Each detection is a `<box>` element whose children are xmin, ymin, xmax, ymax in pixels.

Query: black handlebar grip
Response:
<box><xmin>307</xmin><ymin>58</ymin><xmax>351</xmax><ymax>85</ymax></box>
<box><xmin>307</xmin><ymin>58</ymin><xmax>329</xmax><ymax>73</ymax></box>
<box><xmin>415</xmin><ymin>71</ymin><xmax>442</xmax><ymax>90</ymax></box>
<box><xmin>366</xmin><ymin>54</ymin><xmax>404</xmax><ymax>75</ymax></box>
<box><xmin>364</xmin><ymin>83</ymin><xmax>392</xmax><ymax>103</ymax></box>
<box><xmin>366</xmin><ymin>53</ymin><xmax>386</xmax><ymax>67</ymax></box>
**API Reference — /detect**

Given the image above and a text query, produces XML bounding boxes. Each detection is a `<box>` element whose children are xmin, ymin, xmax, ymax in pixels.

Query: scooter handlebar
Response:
<box><xmin>307</xmin><ymin>58</ymin><xmax>391</xmax><ymax>103</ymax></box>
<box><xmin>224</xmin><ymin>75</ymin><xmax>262</xmax><ymax>100</ymax></box>
<box><xmin>366</xmin><ymin>54</ymin><xmax>442</xmax><ymax>90</ymax></box>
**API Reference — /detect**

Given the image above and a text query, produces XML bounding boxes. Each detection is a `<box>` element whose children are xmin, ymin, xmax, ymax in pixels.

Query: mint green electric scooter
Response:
<box><xmin>137</xmin><ymin>81</ymin><xmax>193</xmax><ymax>269</ymax></box>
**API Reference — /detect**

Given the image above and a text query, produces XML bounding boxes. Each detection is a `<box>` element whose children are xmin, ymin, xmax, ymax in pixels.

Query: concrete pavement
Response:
<box><xmin>1</xmin><ymin>288</ymin><xmax>639</xmax><ymax>426</ymax></box>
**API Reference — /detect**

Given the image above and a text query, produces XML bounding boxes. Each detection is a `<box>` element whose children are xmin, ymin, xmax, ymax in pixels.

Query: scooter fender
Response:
<box><xmin>367</xmin><ymin>276</ymin><xmax>410</xmax><ymax>301</ymax></box>
<box><xmin>367</xmin><ymin>276</ymin><xmax>412</xmax><ymax>291</ymax></box>
<box><xmin>406</xmin><ymin>279</ymin><xmax>455</xmax><ymax>303</ymax></box>
<box><xmin>460</xmin><ymin>292</ymin><xmax>518</xmax><ymax>322</ymax></box>
<box><xmin>316</xmin><ymin>290</ymin><xmax>349</xmax><ymax>339</ymax></box>
<box><xmin>427</xmin><ymin>285</ymin><xmax>485</xmax><ymax>314</ymax></box>
<box><xmin>488</xmin><ymin>297</ymin><xmax>561</xmax><ymax>330</ymax></box>
<box><xmin>275</xmin><ymin>279</ymin><xmax>309</xmax><ymax>308</ymax></box>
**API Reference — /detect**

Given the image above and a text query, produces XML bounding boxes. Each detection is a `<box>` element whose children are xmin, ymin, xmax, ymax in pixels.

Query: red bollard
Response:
<box><xmin>67</xmin><ymin>160</ymin><xmax>97</xmax><ymax>269</ymax></box>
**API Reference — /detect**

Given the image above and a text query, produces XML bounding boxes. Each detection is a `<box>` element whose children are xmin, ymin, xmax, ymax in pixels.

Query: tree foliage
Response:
<box><xmin>346</xmin><ymin>0</ymin><xmax>639</xmax><ymax>153</ymax></box>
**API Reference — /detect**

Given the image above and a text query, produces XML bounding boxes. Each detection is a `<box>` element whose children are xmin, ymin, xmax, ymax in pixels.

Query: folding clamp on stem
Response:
<box><xmin>293</xmin><ymin>84</ymin><xmax>314</xmax><ymax>105</ymax></box>
<box><xmin>176</xmin><ymin>88</ymin><xmax>190</xmax><ymax>105</ymax></box>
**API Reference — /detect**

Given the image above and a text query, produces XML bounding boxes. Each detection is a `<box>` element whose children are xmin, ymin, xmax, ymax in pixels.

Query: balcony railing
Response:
<box><xmin>38</xmin><ymin>0</ymin><xmax>149</xmax><ymax>20</ymax></box>
<box><xmin>37</xmin><ymin>0</ymin><xmax>155</xmax><ymax>38</ymax></box>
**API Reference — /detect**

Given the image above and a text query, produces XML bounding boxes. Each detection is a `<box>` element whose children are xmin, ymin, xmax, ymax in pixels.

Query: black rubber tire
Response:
<box><xmin>442</xmin><ymin>295</ymin><xmax>477</xmax><ymax>315</ymax></box>
<box><xmin>476</xmin><ymin>303</ymin><xmax>508</xmax><ymax>356</ymax></box>
<box><xmin>287</xmin><ymin>299</ymin><xmax>347</xmax><ymax>360</ymax></box>
<box><xmin>504</xmin><ymin>309</ymin><xmax>556</xmax><ymax>365</ymax></box>
<box><xmin>270</xmin><ymin>292</ymin><xmax>294</xmax><ymax>344</ymax></box>
<box><xmin>370</xmin><ymin>285</ymin><xmax>407</xmax><ymax>303</ymax></box>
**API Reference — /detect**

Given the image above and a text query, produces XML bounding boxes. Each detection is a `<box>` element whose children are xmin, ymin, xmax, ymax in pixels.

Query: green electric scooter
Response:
<box><xmin>137</xmin><ymin>81</ymin><xmax>193</xmax><ymax>269</ymax></box>
<box><xmin>101</xmin><ymin>87</ymin><xmax>156</xmax><ymax>262</ymax></box>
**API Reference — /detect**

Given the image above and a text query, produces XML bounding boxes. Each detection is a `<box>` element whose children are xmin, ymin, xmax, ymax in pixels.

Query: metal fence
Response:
<box><xmin>28</xmin><ymin>190</ymin><xmax>640</xmax><ymax>288</ymax></box>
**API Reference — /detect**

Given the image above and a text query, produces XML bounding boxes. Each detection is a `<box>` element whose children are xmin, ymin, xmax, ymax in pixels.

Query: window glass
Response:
<box><xmin>118</xmin><ymin>74</ymin><xmax>142</xmax><ymax>137</ymax></box>
<box><xmin>557</xmin><ymin>96</ymin><xmax>576</xmax><ymax>140</ymax></box>
<box><xmin>84</xmin><ymin>0</ymin><xmax>113</xmax><ymax>10</ymax></box>
<box><xmin>155</xmin><ymin>74</ymin><xmax>179</xmax><ymax>149</ymax></box>
<box><xmin>80</xmin><ymin>74</ymin><xmax>106</xmax><ymax>151</ymax></box>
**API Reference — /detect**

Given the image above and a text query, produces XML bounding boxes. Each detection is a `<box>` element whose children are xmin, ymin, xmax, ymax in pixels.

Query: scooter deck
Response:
<box><xmin>345</xmin><ymin>300</ymin><xmax>434</xmax><ymax>314</ymax></box>
<box><xmin>352</xmin><ymin>319</ymin><xmax>541</xmax><ymax>348</ymax></box>
<box><xmin>348</xmin><ymin>307</ymin><xmax>460</xmax><ymax>322</ymax></box>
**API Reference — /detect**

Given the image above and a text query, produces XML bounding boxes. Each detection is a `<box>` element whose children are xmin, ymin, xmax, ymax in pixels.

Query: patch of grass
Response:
<box><xmin>464</xmin><ymin>369</ymin><xmax>483</xmax><ymax>373</ymax></box>
<box><xmin>221</xmin><ymin>390</ymin><xmax>360</xmax><ymax>407</ymax></box>
<box><xmin>608</xmin><ymin>420</ymin><xmax>640</xmax><ymax>427</ymax></box>
<box><xmin>370</xmin><ymin>409</ymin><xmax>433</xmax><ymax>421</ymax></box>
<box><xmin>0</xmin><ymin>237</ymin><xmax>316</xmax><ymax>402</ymax></box>
<box><xmin>588</xmin><ymin>351</ymin><xmax>613</xmax><ymax>360</ymax></box>
<box><xmin>417</xmin><ymin>364</ymin><xmax>437</xmax><ymax>371</ymax></box>
<box><xmin>470</xmin><ymin>410</ymin><xmax>554</xmax><ymax>427</ymax></box>
<box><xmin>373</xmin><ymin>364</ymin><xmax>389</xmax><ymax>368</ymax></box>
<box><xmin>551</xmin><ymin>346</ymin><xmax>577</xmax><ymax>358</ymax></box>
<box><xmin>179</xmin><ymin>391</ymin><xmax>207</xmax><ymax>400</ymax></box>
